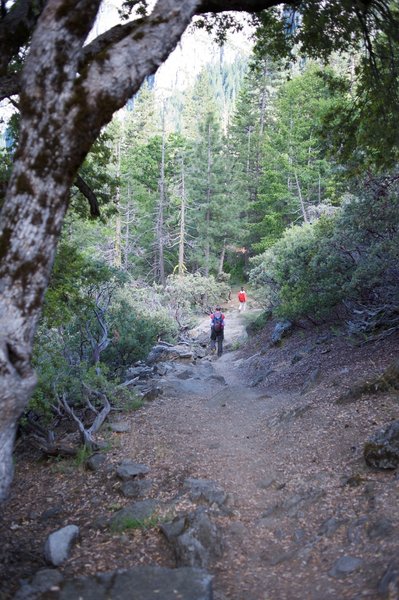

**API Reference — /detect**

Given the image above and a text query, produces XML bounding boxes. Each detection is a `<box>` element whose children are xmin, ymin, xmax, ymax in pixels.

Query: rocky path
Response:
<box><xmin>2</xmin><ymin>300</ymin><xmax>398</xmax><ymax>599</ymax></box>
<box><xmin>124</xmin><ymin>303</ymin><xmax>399</xmax><ymax>600</ymax></box>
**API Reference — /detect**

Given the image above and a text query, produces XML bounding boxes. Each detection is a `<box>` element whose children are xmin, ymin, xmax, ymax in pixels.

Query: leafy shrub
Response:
<box><xmin>126</xmin><ymin>273</ymin><xmax>229</xmax><ymax>333</ymax></box>
<box><xmin>245</xmin><ymin>310</ymin><xmax>272</xmax><ymax>334</ymax></box>
<box><xmin>163</xmin><ymin>272</ymin><xmax>230</xmax><ymax>319</ymax></box>
<box><xmin>250</xmin><ymin>175</ymin><xmax>399</xmax><ymax>336</ymax></box>
<box><xmin>102</xmin><ymin>296</ymin><xmax>161</xmax><ymax>374</ymax></box>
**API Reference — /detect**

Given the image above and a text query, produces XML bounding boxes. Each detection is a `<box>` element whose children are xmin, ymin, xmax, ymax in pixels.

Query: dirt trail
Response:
<box><xmin>1</xmin><ymin>298</ymin><xmax>398</xmax><ymax>599</ymax></box>
<box><xmin>125</xmin><ymin>301</ymin><xmax>399</xmax><ymax>600</ymax></box>
<box><xmin>149</xmin><ymin>307</ymin><xmax>306</xmax><ymax>599</ymax></box>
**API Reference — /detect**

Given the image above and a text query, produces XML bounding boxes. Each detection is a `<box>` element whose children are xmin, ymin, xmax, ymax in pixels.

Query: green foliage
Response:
<box><xmin>186</xmin><ymin>90</ymin><xmax>232</xmax><ymax>275</ymax></box>
<box><xmin>0</xmin><ymin>113</ymin><xmax>20</xmax><ymax>207</ymax></box>
<box><xmin>321</xmin><ymin>36</ymin><xmax>399</xmax><ymax>171</ymax></box>
<box><xmin>253</xmin><ymin>64</ymin><xmax>344</xmax><ymax>251</ymax></box>
<box><xmin>70</xmin><ymin>131</ymin><xmax>118</xmax><ymax>219</ymax></box>
<box><xmin>253</xmin><ymin>1</ymin><xmax>398</xmax><ymax>65</ymax></box>
<box><xmin>123</xmin><ymin>397</ymin><xmax>145</xmax><ymax>412</ymax></box>
<box><xmin>74</xmin><ymin>446</ymin><xmax>93</xmax><ymax>468</ymax></box>
<box><xmin>245</xmin><ymin>310</ymin><xmax>272</xmax><ymax>334</ymax></box>
<box><xmin>109</xmin><ymin>514</ymin><xmax>160</xmax><ymax>533</ymax></box>
<box><xmin>163</xmin><ymin>273</ymin><xmax>230</xmax><ymax>321</ymax></box>
<box><xmin>102</xmin><ymin>296</ymin><xmax>160</xmax><ymax>374</ymax></box>
<box><xmin>119</xmin><ymin>0</ymin><xmax>149</xmax><ymax>20</ymax></box>
<box><xmin>250</xmin><ymin>175</ymin><xmax>399</xmax><ymax>336</ymax></box>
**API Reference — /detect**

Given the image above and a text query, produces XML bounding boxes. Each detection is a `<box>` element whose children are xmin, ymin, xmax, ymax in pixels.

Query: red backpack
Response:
<box><xmin>238</xmin><ymin>292</ymin><xmax>246</xmax><ymax>302</ymax></box>
<box><xmin>212</xmin><ymin>312</ymin><xmax>224</xmax><ymax>332</ymax></box>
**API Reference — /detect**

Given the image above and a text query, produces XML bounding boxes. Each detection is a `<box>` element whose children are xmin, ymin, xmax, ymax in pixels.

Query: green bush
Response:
<box><xmin>245</xmin><ymin>311</ymin><xmax>272</xmax><ymax>334</ymax></box>
<box><xmin>102</xmin><ymin>297</ymin><xmax>161</xmax><ymax>374</ymax></box>
<box><xmin>250</xmin><ymin>176</ymin><xmax>399</xmax><ymax>335</ymax></box>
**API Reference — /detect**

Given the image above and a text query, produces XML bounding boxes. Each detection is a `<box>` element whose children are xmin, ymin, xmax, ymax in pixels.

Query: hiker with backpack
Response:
<box><xmin>238</xmin><ymin>287</ymin><xmax>247</xmax><ymax>312</ymax></box>
<box><xmin>210</xmin><ymin>306</ymin><xmax>225</xmax><ymax>357</ymax></box>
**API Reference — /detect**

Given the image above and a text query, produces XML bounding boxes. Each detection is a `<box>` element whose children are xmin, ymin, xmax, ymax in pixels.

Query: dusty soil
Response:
<box><xmin>1</xmin><ymin>293</ymin><xmax>399</xmax><ymax>599</ymax></box>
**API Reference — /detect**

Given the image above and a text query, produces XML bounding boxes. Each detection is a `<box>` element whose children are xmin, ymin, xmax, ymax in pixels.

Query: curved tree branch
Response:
<box><xmin>196</xmin><ymin>0</ymin><xmax>289</xmax><ymax>12</ymax></box>
<box><xmin>0</xmin><ymin>0</ymin><xmax>47</xmax><ymax>75</ymax></box>
<box><xmin>74</xmin><ymin>175</ymin><xmax>101</xmax><ymax>217</ymax></box>
<box><xmin>0</xmin><ymin>72</ymin><xmax>21</xmax><ymax>102</ymax></box>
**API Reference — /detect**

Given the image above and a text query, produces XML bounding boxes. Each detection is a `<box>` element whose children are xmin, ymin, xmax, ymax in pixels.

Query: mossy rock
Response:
<box><xmin>364</xmin><ymin>420</ymin><xmax>399</xmax><ymax>469</ymax></box>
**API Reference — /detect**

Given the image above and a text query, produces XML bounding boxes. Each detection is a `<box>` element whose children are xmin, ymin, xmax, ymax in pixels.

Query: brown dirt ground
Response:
<box><xmin>1</xmin><ymin>296</ymin><xmax>399</xmax><ymax>600</ymax></box>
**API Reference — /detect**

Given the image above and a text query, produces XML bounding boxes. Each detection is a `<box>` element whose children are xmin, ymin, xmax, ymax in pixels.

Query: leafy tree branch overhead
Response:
<box><xmin>0</xmin><ymin>0</ymin><xmax>396</xmax><ymax>502</ymax></box>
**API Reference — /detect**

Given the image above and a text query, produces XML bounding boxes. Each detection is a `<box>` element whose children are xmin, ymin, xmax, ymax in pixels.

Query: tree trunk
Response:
<box><xmin>294</xmin><ymin>171</ymin><xmax>309</xmax><ymax>224</ymax></box>
<box><xmin>156</xmin><ymin>105</ymin><xmax>167</xmax><ymax>285</ymax></box>
<box><xmin>178</xmin><ymin>157</ymin><xmax>186</xmax><ymax>276</ymax></box>
<box><xmin>114</xmin><ymin>141</ymin><xmax>122</xmax><ymax>268</ymax></box>
<box><xmin>205</xmin><ymin>121</ymin><xmax>212</xmax><ymax>277</ymax></box>
<box><xmin>123</xmin><ymin>184</ymin><xmax>134</xmax><ymax>272</ymax></box>
<box><xmin>0</xmin><ymin>0</ymin><xmax>202</xmax><ymax>500</ymax></box>
<box><xmin>218</xmin><ymin>239</ymin><xmax>226</xmax><ymax>275</ymax></box>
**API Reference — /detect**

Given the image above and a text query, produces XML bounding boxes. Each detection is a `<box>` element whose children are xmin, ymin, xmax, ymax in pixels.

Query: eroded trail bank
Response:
<box><xmin>1</xmin><ymin>304</ymin><xmax>399</xmax><ymax>599</ymax></box>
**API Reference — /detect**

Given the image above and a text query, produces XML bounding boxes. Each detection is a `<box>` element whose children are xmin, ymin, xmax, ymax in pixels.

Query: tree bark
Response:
<box><xmin>205</xmin><ymin>121</ymin><xmax>212</xmax><ymax>277</ymax></box>
<box><xmin>294</xmin><ymin>170</ymin><xmax>309</xmax><ymax>224</ymax></box>
<box><xmin>178</xmin><ymin>157</ymin><xmax>187</xmax><ymax>276</ymax></box>
<box><xmin>157</xmin><ymin>105</ymin><xmax>167</xmax><ymax>286</ymax></box>
<box><xmin>114</xmin><ymin>141</ymin><xmax>122</xmax><ymax>268</ymax></box>
<box><xmin>0</xmin><ymin>0</ymin><xmax>203</xmax><ymax>501</ymax></box>
<box><xmin>218</xmin><ymin>238</ymin><xmax>226</xmax><ymax>275</ymax></box>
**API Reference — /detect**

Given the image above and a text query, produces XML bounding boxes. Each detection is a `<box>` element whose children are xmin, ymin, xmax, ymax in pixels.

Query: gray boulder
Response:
<box><xmin>270</xmin><ymin>320</ymin><xmax>293</xmax><ymax>345</ymax></box>
<box><xmin>161</xmin><ymin>509</ymin><xmax>223</xmax><ymax>568</ymax></box>
<box><xmin>16</xmin><ymin>567</ymin><xmax>213</xmax><ymax>600</ymax></box>
<box><xmin>109</xmin><ymin>421</ymin><xmax>131</xmax><ymax>433</ymax></box>
<box><xmin>154</xmin><ymin>362</ymin><xmax>174</xmax><ymax>376</ymax></box>
<box><xmin>109</xmin><ymin>499</ymin><xmax>158</xmax><ymax>532</ymax></box>
<box><xmin>120</xmin><ymin>479</ymin><xmax>152</xmax><ymax>498</ymax></box>
<box><xmin>44</xmin><ymin>525</ymin><xmax>79</xmax><ymax>566</ymax></box>
<box><xmin>176</xmin><ymin>368</ymin><xmax>195</xmax><ymax>380</ymax></box>
<box><xmin>328</xmin><ymin>555</ymin><xmax>363</xmax><ymax>578</ymax></box>
<box><xmin>125</xmin><ymin>365</ymin><xmax>154</xmax><ymax>379</ymax></box>
<box><xmin>364</xmin><ymin>420</ymin><xmax>399</xmax><ymax>469</ymax></box>
<box><xmin>116</xmin><ymin>461</ymin><xmax>150</xmax><ymax>480</ymax></box>
<box><xmin>147</xmin><ymin>345</ymin><xmax>193</xmax><ymax>365</ymax></box>
<box><xmin>183</xmin><ymin>478</ymin><xmax>228</xmax><ymax>509</ymax></box>
<box><xmin>14</xmin><ymin>569</ymin><xmax>63</xmax><ymax>600</ymax></box>
<box><xmin>86</xmin><ymin>453</ymin><xmax>106</xmax><ymax>472</ymax></box>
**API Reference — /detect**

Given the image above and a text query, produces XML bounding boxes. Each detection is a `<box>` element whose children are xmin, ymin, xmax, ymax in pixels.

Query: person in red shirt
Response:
<box><xmin>238</xmin><ymin>287</ymin><xmax>247</xmax><ymax>312</ymax></box>
<box><xmin>210</xmin><ymin>306</ymin><xmax>225</xmax><ymax>357</ymax></box>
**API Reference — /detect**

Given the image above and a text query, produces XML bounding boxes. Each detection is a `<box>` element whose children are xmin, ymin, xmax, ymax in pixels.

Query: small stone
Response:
<box><xmin>366</xmin><ymin>517</ymin><xmax>393</xmax><ymax>540</ymax></box>
<box><xmin>329</xmin><ymin>556</ymin><xmax>363</xmax><ymax>578</ymax></box>
<box><xmin>116</xmin><ymin>461</ymin><xmax>150</xmax><ymax>480</ymax></box>
<box><xmin>378</xmin><ymin>563</ymin><xmax>399</xmax><ymax>597</ymax></box>
<box><xmin>44</xmin><ymin>525</ymin><xmax>80</xmax><ymax>566</ymax></box>
<box><xmin>120</xmin><ymin>479</ymin><xmax>152</xmax><ymax>498</ymax></box>
<box><xmin>109</xmin><ymin>500</ymin><xmax>158</xmax><ymax>531</ymax></box>
<box><xmin>40</xmin><ymin>506</ymin><xmax>63</xmax><ymax>521</ymax></box>
<box><xmin>86</xmin><ymin>453</ymin><xmax>106</xmax><ymax>471</ymax></box>
<box><xmin>318</xmin><ymin>517</ymin><xmax>345</xmax><ymax>537</ymax></box>
<box><xmin>228</xmin><ymin>521</ymin><xmax>247</xmax><ymax>537</ymax></box>
<box><xmin>109</xmin><ymin>421</ymin><xmax>131</xmax><ymax>433</ymax></box>
<box><xmin>257</xmin><ymin>476</ymin><xmax>276</xmax><ymax>490</ymax></box>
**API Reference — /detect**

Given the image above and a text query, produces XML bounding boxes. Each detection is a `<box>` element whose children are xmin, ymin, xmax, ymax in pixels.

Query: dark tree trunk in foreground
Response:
<box><xmin>0</xmin><ymin>0</ymin><xmax>215</xmax><ymax>501</ymax></box>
